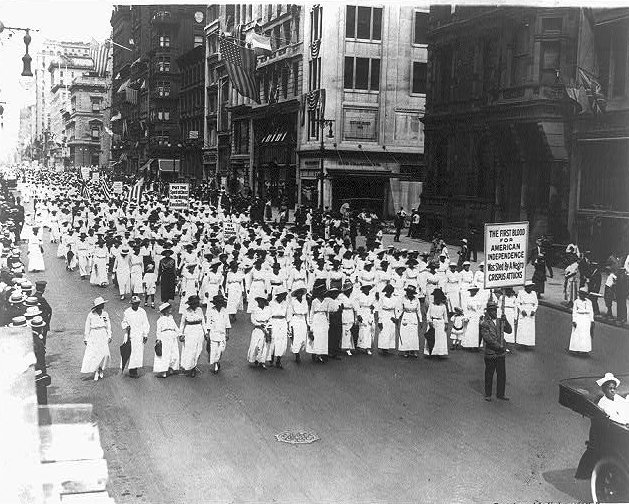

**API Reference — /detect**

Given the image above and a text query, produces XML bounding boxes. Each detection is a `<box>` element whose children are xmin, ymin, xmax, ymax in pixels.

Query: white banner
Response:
<box><xmin>80</xmin><ymin>166</ymin><xmax>90</xmax><ymax>180</ymax></box>
<box><xmin>91</xmin><ymin>171</ymin><xmax>100</xmax><ymax>183</ymax></box>
<box><xmin>169</xmin><ymin>183</ymin><xmax>190</xmax><ymax>211</ymax></box>
<box><xmin>112</xmin><ymin>181</ymin><xmax>123</xmax><ymax>195</ymax></box>
<box><xmin>223</xmin><ymin>220</ymin><xmax>237</xmax><ymax>240</ymax></box>
<box><xmin>484</xmin><ymin>221</ymin><xmax>529</xmax><ymax>289</ymax></box>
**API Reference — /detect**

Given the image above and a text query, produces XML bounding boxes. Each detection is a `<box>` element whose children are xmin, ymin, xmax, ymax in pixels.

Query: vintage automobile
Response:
<box><xmin>559</xmin><ymin>374</ymin><xmax>629</xmax><ymax>503</ymax></box>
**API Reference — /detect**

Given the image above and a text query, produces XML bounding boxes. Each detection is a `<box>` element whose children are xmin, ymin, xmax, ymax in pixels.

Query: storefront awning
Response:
<box><xmin>158</xmin><ymin>159</ymin><xmax>180</xmax><ymax>172</ymax></box>
<box><xmin>138</xmin><ymin>158</ymin><xmax>154</xmax><ymax>173</ymax></box>
<box><xmin>261</xmin><ymin>128</ymin><xmax>287</xmax><ymax>144</ymax></box>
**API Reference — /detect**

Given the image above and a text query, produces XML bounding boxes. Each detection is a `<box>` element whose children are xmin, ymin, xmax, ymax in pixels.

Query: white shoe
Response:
<box><xmin>367</xmin><ymin>350</ymin><xmax>373</xmax><ymax>356</ymax></box>
<box><xmin>346</xmin><ymin>350</ymin><xmax>352</xmax><ymax>356</ymax></box>
<box><xmin>93</xmin><ymin>371</ymin><xmax>99</xmax><ymax>381</ymax></box>
<box><xmin>99</xmin><ymin>370</ymin><xmax>104</xmax><ymax>379</ymax></box>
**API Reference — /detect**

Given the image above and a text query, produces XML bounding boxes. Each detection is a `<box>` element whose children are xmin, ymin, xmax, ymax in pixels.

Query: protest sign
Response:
<box><xmin>80</xmin><ymin>167</ymin><xmax>90</xmax><ymax>180</ymax></box>
<box><xmin>223</xmin><ymin>220</ymin><xmax>237</xmax><ymax>240</ymax></box>
<box><xmin>91</xmin><ymin>171</ymin><xmax>99</xmax><ymax>183</ymax></box>
<box><xmin>112</xmin><ymin>181</ymin><xmax>123</xmax><ymax>195</ymax></box>
<box><xmin>484</xmin><ymin>221</ymin><xmax>529</xmax><ymax>289</ymax></box>
<box><xmin>169</xmin><ymin>183</ymin><xmax>190</xmax><ymax>211</ymax></box>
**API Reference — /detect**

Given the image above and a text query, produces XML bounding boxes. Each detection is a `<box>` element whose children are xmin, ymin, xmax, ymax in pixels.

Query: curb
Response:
<box><xmin>538</xmin><ymin>299</ymin><xmax>628</xmax><ymax>329</ymax></box>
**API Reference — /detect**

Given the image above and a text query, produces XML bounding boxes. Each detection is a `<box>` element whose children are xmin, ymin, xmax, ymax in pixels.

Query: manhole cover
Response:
<box><xmin>275</xmin><ymin>430</ymin><xmax>320</xmax><ymax>445</ymax></box>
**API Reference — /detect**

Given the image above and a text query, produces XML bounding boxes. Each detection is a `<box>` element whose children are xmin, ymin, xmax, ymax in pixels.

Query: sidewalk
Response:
<box><xmin>357</xmin><ymin>232</ymin><xmax>628</xmax><ymax>329</ymax></box>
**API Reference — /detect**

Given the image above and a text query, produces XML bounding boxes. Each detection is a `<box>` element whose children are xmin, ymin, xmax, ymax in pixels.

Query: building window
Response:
<box><xmin>157</xmin><ymin>81</ymin><xmax>171</xmax><ymax>97</ymax></box>
<box><xmin>71</xmin><ymin>97</ymin><xmax>77</xmax><ymax>112</ymax></box>
<box><xmin>282</xmin><ymin>66</ymin><xmax>289</xmax><ymax>99</ymax></box>
<box><xmin>310</xmin><ymin>4</ymin><xmax>322</xmax><ymax>43</ymax></box>
<box><xmin>91</xmin><ymin>126</ymin><xmax>100</xmax><ymax>139</ymax></box>
<box><xmin>194</xmin><ymin>35</ymin><xmax>204</xmax><ymax>48</ymax></box>
<box><xmin>344</xmin><ymin>57</ymin><xmax>380</xmax><ymax>91</ymax></box>
<box><xmin>159</xmin><ymin>35</ymin><xmax>170</xmax><ymax>47</ymax></box>
<box><xmin>611</xmin><ymin>26</ymin><xmax>627</xmax><ymax>98</ymax></box>
<box><xmin>540</xmin><ymin>41</ymin><xmax>560</xmax><ymax>86</ymax></box>
<box><xmin>541</xmin><ymin>17</ymin><xmax>562</xmax><ymax>33</ymax></box>
<box><xmin>91</xmin><ymin>98</ymin><xmax>101</xmax><ymax>112</ymax></box>
<box><xmin>234</xmin><ymin>120</ymin><xmax>249</xmax><ymax>154</ymax></box>
<box><xmin>158</xmin><ymin>56</ymin><xmax>170</xmax><ymax>72</ymax></box>
<box><xmin>411</xmin><ymin>62</ymin><xmax>427</xmax><ymax>94</ymax></box>
<box><xmin>309</xmin><ymin>58</ymin><xmax>321</xmax><ymax>91</ymax></box>
<box><xmin>511</xmin><ymin>24</ymin><xmax>529</xmax><ymax>86</ymax></box>
<box><xmin>345</xmin><ymin>6</ymin><xmax>382</xmax><ymax>41</ymax></box>
<box><xmin>413</xmin><ymin>11</ymin><xmax>428</xmax><ymax>44</ymax></box>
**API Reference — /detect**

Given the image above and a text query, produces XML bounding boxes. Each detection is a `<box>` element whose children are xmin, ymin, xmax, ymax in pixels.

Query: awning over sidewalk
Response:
<box><xmin>158</xmin><ymin>159</ymin><xmax>180</xmax><ymax>172</ymax></box>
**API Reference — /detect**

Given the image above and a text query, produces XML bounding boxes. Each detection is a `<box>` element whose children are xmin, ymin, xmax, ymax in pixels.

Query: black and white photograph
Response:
<box><xmin>0</xmin><ymin>1</ymin><xmax>628</xmax><ymax>502</ymax></box>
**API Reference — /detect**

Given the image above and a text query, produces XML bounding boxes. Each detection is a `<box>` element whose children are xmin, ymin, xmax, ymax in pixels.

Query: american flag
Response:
<box><xmin>90</xmin><ymin>40</ymin><xmax>111</xmax><ymax>77</ymax></box>
<box><xmin>219</xmin><ymin>37</ymin><xmax>260</xmax><ymax>103</ymax></box>
<box><xmin>79</xmin><ymin>179</ymin><xmax>92</xmax><ymax>201</ymax></box>
<box><xmin>128</xmin><ymin>177</ymin><xmax>144</xmax><ymax>205</ymax></box>
<box><xmin>100</xmin><ymin>179</ymin><xmax>113</xmax><ymax>201</ymax></box>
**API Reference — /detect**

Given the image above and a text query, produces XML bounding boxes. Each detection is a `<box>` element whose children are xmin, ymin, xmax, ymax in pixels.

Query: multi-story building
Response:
<box><xmin>568</xmin><ymin>8</ymin><xmax>629</xmax><ymax>258</ymax></box>
<box><xmin>177</xmin><ymin>44</ymin><xmax>205</xmax><ymax>179</ymax></box>
<box><xmin>110</xmin><ymin>4</ymin><xmax>206</xmax><ymax>178</ymax></box>
<box><xmin>298</xmin><ymin>3</ymin><xmax>426</xmax><ymax>214</ymax></box>
<box><xmin>18</xmin><ymin>105</ymin><xmax>36</xmax><ymax>161</ymax></box>
<box><xmin>422</xmin><ymin>6</ymin><xmax>581</xmax><ymax>243</ymax></box>
<box><xmin>62</xmin><ymin>75</ymin><xmax>111</xmax><ymax>168</ymax></box>
<box><xmin>204</xmin><ymin>4</ymin><xmax>304</xmax><ymax>201</ymax></box>
<box><xmin>48</xmin><ymin>54</ymin><xmax>96</xmax><ymax>169</ymax></box>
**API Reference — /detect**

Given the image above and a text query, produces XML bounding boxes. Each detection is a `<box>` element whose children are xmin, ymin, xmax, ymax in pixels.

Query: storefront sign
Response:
<box><xmin>112</xmin><ymin>181</ymin><xmax>123</xmax><ymax>195</ymax></box>
<box><xmin>484</xmin><ymin>221</ymin><xmax>529</xmax><ymax>289</ymax></box>
<box><xmin>169</xmin><ymin>183</ymin><xmax>190</xmax><ymax>211</ymax></box>
<box><xmin>343</xmin><ymin>108</ymin><xmax>378</xmax><ymax>141</ymax></box>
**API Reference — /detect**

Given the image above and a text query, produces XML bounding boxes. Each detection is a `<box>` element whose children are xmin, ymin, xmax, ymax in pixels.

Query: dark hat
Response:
<box><xmin>486</xmin><ymin>300</ymin><xmax>498</xmax><ymax>310</ymax></box>
<box><xmin>35</xmin><ymin>280</ymin><xmax>47</xmax><ymax>290</ymax></box>
<box><xmin>382</xmin><ymin>283</ymin><xmax>395</xmax><ymax>293</ymax></box>
<box><xmin>255</xmin><ymin>296</ymin><xmax>269</xmax><ymax>305</ymax></box>
<box><xmin>212</xmin><ymin>294</ymin><xmax>227</xmax><ymax>306</ymax></box>
<box><xmin>291</xmin><ymin>287</ymin><xmax>307</xmax><ymax>297</ymax></box>
<box><xmin>186</xmin><ymin>295</ymin><xmax>201</xmax><ymax>306</ymax></box>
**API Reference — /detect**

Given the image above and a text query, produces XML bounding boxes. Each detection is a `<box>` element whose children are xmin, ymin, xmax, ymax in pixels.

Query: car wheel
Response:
<box><xmin>591</xmin><ymin>456</ymin><xmax>629</xmax><ymax>503</ymax></box>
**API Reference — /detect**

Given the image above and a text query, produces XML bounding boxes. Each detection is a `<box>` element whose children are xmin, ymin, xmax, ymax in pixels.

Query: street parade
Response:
<box><xmin>1</xmin><ymin>3</ymin><xmax>629</xmax><ymax>503</ymax></box>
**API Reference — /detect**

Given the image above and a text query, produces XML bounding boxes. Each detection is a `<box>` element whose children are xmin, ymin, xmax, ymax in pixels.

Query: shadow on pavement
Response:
<box><xmin>542</xmin><ymin>468</ymin><xmax>590</xmax><ymax>502</ymax></box>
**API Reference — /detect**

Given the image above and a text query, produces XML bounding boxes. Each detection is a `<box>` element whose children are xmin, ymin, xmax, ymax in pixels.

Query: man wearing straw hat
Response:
<box><xmin>81</xmin><ymin>297</ymin><xmax>111</xmax><ymax>381</ymax></box>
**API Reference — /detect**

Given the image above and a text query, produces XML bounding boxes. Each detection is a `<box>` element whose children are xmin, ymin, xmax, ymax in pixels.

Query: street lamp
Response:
<box><xmin>0</xmin><ymin>22</ymin><xmax>38</xmax><ymax>76</ymax></box>
<box><xmin>315</xmin><ymin>117</ymin><xmax>335</xmax><ymax>210</ymax></box>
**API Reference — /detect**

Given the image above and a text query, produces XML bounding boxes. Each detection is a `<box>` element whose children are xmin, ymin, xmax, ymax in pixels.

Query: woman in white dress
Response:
<box><xmin>248</xmin><ymin>296</ymin><xmax>272</xmax><ymax>368</ymax></box>
<box><xmin>27</xmin><ymin>226</ymin><xmax>45</xmax><ymax>272</ymax></box>
<box><xmin>377</xmin><ymin>284</ymin><xmax>398</xmax><ymax>353</ymax></box>
<box><xmin>397</xmin><ymin>285</ymin><xmax>422</xmax><ymax>358</ymax></box>
<box><xmin>178</xmin><ymin>263</ymin><xmax>199</xmax><ymax>315</ymax></box>
<box><xmin>90</xmin><ymin>239</ymin><xmax>109</xmax><ymax>286</ymax></box>
<box><xmin>425</xmin><ymin>288</ymin><xmax>449</xmax><ymax>357</ymax></box>
<box><xmin>268</xmin><ymin>287</ymin><xmax>290</xmax><ymax>368</ymax></box>
<box><xmin>289</xmin><ymin>288</ymin><xmax>309</xmax><ymax>362</ymax></box>
<box><xmin>355</xmin><ymin>284</ymin><xmax>375</xmax><ymax>355</ymax></box>
<box><xmin>247</xmin><ymin>261</ymin><xmax>269</xmax><ymax>313</ymax></box>
<box><xmin>81</xmin><ymin>297</ymin><xmax>111</xmax><ymax>381</ymax></box>
<box><xmin>307</xmin><ymin>285</ymin><xmax>332</xmax><ymax>363</ymax></box>
<box><xmin>153</xmin><ymin>302</ymin><xmax>181</xmax><ymax>378</ymax></box>
<box><xmin>113</xmin><ymin>247</ymin><xmax>131</xmax><ymax>300</ymax></box>
<box><xmin>569</xmin><ymin>287</ymin><xmax>594</xmax><ymax>354</ymax></box>
<box><xmin>498</xmin><ymin>287</ymin><xmax>517</xmax><ymax>345</ymax></box>
<box><xmin>179</xmin><ymin>295</ymin><xmax>207</xmax><ymax>377</ymax></box>
<box><xmin>461</xmin><ymin>284</ymin><xmax>484</xmax><ymax>350</ymax></box>
<box><xmin>515</xmin><ymin>281</ymin><xmax>538</xmax><ymax>347</ymax></box>
<box><xmin>129</xmin><ymin>247</ymin><xmax>145</xmax><ymax>296</ymax></box>
<box><xmin>225</xmin><ymin>262</ymin><xmax>245</xmax><ymax>319</ymax></box>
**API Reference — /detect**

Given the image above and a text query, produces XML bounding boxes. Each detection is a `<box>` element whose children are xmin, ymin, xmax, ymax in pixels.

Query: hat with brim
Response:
<box><xmin>130</xmin><ymin>295</ymin><xmax>141</xmax><ymax>304</ymax></box>
<box><xmin>274</xmin><ymin>286</ymin><xmax>288</xmax><ymax>297</ymax></box>
<box><xmin>405</xmin><ymin>285</ymin><xmax>417</xmax><ymax>293</ymax></box>
<box><xmin>524</xmin><ymin>280</ymin><xmax>535</xmax><ymax>288</ymax></box>
<box><xmin>158</xmin><ymin>302</ymin><xmax>171</xmax><ymax>313</ymax></box>
<box><xmin>120</xmin><ymin>247</ymin><xmax>130</xmax><ymax>254</ymax></box>
<box><xmin>186</xmin><ymin>295</ymin><xmax>201</xmax><ymax>306</ymax></box>
<box><xmin>342</xmin><ymin>280</ymin><xmax>354</xmax><ymax>292</ymax></box>
<box><xmin>212</xmin><ymin>294</ymin><xmax>227</xmax><ymax>306</ymax></box>
<box><xmin>578</xmin><ymin>286</ymin><xmax>589</xmax><ymax>294</ymax></box>
<box><xmin>92</xmin><ymin>296</ymin><xmax>107</xmax><ymax>309</ymax></box>
<box><xmin>9</xmin><ymin>293</ymin><xmax>26</xmax><ymax>304</ymax></box>
<box><xmin>25</xmin><ymin>306</ymin><xmax>41</xmax><ymax>317</ymax></box>
<box><xmin>596</xmin><ymin>372</ymin><xmax>620</xmax><ymax>387</ymax></box>
<box><xmin>462</xmin><ymin>261</ymin><xmax>471</xmax><ymax>266</ymax></box>
<box><xmin>360</xmin><ymin>284</ymin><xmax>373</xmax><ymax>292</ymax></box>
<box><xmin>382</xmin><ymin>284</ymin><xmax>395</xmax><ymax>294</ymax></box>
<box><xmin>291</xmin><ymin>288</ymin><xmax>307</xmax><ymax>297</ymax></box>
<box><xmin>468</xmin><ymin>284</ymin><xmax>480</xmax><ymax>291</ymax></box>
<box><xmin>326</xmin><ymin>288</ymin><xmax>340</xmax><ymax>296</ymax></box>
<box><xmin>29</xmin><ymin>316</ymin><xmax>46</xmax><ymax>328</ymax></box>
<box><xmin>9</xmin><ymin>316</ymin><xmax>27</xmax><ymax>327</ymax></box>
<box><xmin>486</xmin><ymin>300</ymin><xmax>498</xmax><ymax>310</ymax></box>
<box><xmin>162</xmin><ymin>249</ymin><xmax>174</xmax><ymax>256</ymax></box>
<box><xmin>255</xmin><ymin>296</ymin><xmax>269</xmax><ymax>305</ymax></box>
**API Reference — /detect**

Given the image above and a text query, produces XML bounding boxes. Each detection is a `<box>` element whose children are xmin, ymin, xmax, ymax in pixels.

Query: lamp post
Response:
<box><xmin>0</xmin><ymin>22</ymin><xmax>39</xmax><ymax>76</ymax></box>
<box><xmin>315</xmin><ymin>117</ymin><xmax>335</xmax><ymax>210</ymax></box>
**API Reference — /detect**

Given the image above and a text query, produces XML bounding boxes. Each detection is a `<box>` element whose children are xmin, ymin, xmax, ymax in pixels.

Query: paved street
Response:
<box><xmin>30</xmin><ymin>233</ymin><xmax>628</xmax><ymax>504</ymax></box>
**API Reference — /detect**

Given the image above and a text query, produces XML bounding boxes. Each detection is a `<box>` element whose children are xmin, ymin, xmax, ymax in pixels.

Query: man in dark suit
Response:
<box><xmin>528</xmin><ymin>236</ymin><xmax>553</xmax><ymax>278</ymax></box>
<box><xmin>35</xmin><ymin>281</ymin><xmax>53</xmax><ymax>345</ymax></box>
<box><xmin>480</xmin><ymin>300</ymin><xmax>512</xmax><ymax>402</ymax></box>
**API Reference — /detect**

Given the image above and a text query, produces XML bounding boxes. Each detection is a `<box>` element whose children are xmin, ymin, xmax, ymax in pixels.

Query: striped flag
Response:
<box><xmin>79</xmin><ymin>179</ymin><xmax>92</xmax><ymax>201</ymax></box>
<box><xmin>219</xmin><ymin>36</ymin><xmax>260</xmax><ymax>103</ymax></box>
<box><xmin>128</xmin><ymin>177</ymin><xmax>144</xmax><ymax>205</ymax></box>
<box><xmin>100</xmin><ymin>179</ymin><xmax>113</xmax><ymax>201</ymax></box>
<box><xmin>90</xmin><ymin>40</ymin><xmax>111</xmax><ymax>77</ymax></box>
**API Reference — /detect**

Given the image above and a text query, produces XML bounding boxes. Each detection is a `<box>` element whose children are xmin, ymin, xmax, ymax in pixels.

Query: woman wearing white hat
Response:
<box><xmin>569</xmin><ymin>287</ymin><xmax>594</xmax><ymax>354</ymax></box>
<box><xmin>596</xmin><ymin>373</ymin><xmax>629</xmax><ymax>425</ymax></box>
<box><xmin>515</xmin><ymin>281</ymin><xmax>538</xmax><ymax>347</ymax></box>
<box><xmin>27</xmin><ymin>225</ymin><xmax>45</xmax><ymax>272</ymax></box>
<box><xmin>461</xmin><ymin>284</ymin><xmax>484</xmax><ymax>350</ymax></box>
<box><xmin>153</xmin><ymin>302</ymin><xmax>181</xmax><ymax>378</ymax></box>
<box><xmin>81</xmin><ymin>297</ymin><xmax>111</xmax><ymax>381</ymax></box>
<box><xmin>113</xmin><ymin>246</ymin><xmax>131</xmax><ymax>300</ymax></box>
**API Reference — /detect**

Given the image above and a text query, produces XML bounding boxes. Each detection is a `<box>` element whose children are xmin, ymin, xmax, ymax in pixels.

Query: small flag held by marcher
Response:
<box><xmin>100</xmin><ymin>179</ymin><xmax>113</xmax><ymax>201</ymax></box>
<box><xmin>128</xmin><ymin>177</ymin><xmax>144</xmax><ymax>205</ymax></box>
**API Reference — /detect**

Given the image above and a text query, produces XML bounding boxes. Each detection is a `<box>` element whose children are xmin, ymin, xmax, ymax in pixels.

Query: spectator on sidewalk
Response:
<box><xmin>603</xmin><ymin>267</ymin><xmax>617</xmax><ymax>319</ymax></box>
<box><xmin>564</xmin><ymin>258</ymin><xmax>579</xmax><ymax>307</ymax></box>
<box><xmin>394</xmin><ymin>207</ymin><xmax>407</xmax><ymax>242</ymax></box>
<box><xmin>616</xmin><ymin>269</ymin><xmax>628</xmax><ymax>324</ymax></box>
